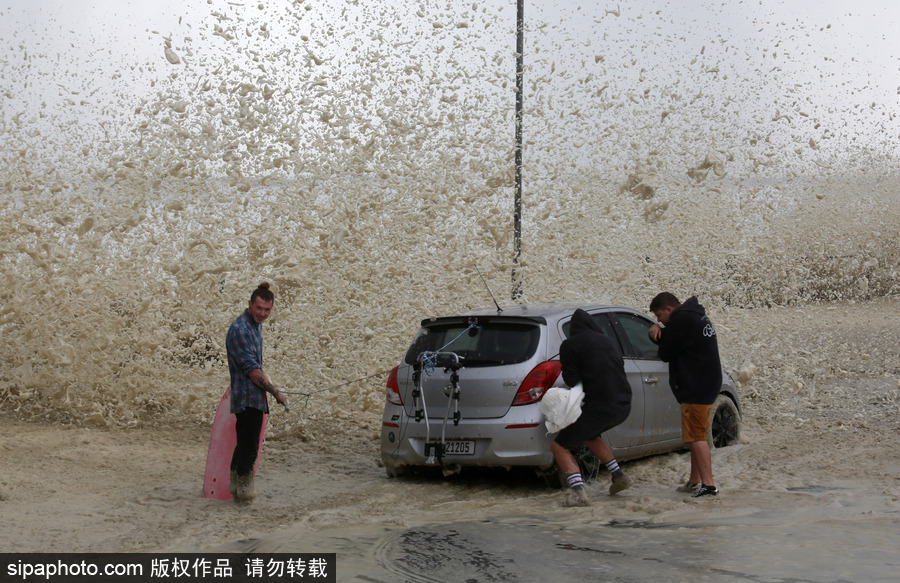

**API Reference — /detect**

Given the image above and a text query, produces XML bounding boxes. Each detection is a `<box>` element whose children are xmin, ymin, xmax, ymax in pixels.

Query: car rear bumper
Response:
<box><xmin>381</xmin><ymin>403</ymin><xmax>556</xmax><ymax>470</ymax></box>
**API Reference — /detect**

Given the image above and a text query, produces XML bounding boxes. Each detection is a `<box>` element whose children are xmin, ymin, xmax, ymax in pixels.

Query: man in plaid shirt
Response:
<box><xmin>226</xmin><ymin>282</ymin><xmax>287</xmax><ymax>503</ymax></box>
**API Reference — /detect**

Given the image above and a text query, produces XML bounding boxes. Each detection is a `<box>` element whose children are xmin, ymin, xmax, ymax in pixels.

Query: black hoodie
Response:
<box><xmin>559</xmin><ymin>309</ymin><xmax>632</xmax><ymax>409</ymax></box>
<box><xmin>655</xmin><ymin>296</ymin><xmax>722</xmax><ymax>405</ymax></box>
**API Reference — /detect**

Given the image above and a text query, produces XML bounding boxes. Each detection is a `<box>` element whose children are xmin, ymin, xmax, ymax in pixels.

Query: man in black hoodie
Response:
<box><xmin>649</xmin><ymin>293</ymin><xmax>722</xmax><ymax>498</ymax></box>
<box><xmin>551</xmin><ymin>309</ymin><xmax>634</xmax><ymax>506</ymax></box>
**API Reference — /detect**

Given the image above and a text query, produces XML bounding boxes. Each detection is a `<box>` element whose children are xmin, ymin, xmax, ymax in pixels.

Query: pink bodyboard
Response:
<box><xmin>203</xmin><ymin>387</ymin><xmax>268</xmax><ymax>500</ymax></box>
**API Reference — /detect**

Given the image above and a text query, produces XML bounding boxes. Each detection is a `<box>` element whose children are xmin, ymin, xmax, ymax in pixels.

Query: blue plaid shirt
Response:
<box><xmin>226</xmin><ymin>309</ymin><xmax>269</xmax><ymax>414</ymax></box>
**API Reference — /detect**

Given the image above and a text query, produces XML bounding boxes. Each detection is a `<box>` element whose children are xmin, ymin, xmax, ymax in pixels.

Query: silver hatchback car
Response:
<box><xmin>380</xmin><ymin>303</ymin><xmax>741</xmax><ymax>483</ymax></box>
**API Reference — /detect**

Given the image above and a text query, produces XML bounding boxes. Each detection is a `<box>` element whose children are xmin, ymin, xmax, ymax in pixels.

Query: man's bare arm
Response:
<box><xmin>249</xmin><ymin>369</ymin><xmax>287</xmax><ymax>405</ymax></box>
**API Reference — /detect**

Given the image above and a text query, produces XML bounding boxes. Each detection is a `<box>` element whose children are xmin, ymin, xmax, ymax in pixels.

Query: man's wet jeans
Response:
<box><xmin>231</xmin><ymin>407</ymin><xmax>264</xmax><ymax>475</ymax></box>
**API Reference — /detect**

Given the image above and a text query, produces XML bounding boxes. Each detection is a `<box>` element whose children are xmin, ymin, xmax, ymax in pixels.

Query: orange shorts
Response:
<box><xmin>681</xmin><ymin>403</ymin><xmax>714</xmax><ymax>443</ymax></box>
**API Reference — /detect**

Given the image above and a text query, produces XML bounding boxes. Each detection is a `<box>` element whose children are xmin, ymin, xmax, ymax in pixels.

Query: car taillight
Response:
<box><xmin>385</xmin><ymin>366</ymin><xmax>403</xmax><ymax>405</ymax></box>
<box><xmin>512</xmin><ymin>361</ymin><xmax>562</xmax><ymax>406</ymax></box>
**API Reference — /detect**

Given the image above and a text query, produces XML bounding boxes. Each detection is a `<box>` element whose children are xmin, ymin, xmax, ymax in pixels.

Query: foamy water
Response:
<box><xmin>0</xmin><ymin>0</ymin><xmax>897</xmax><ymax>437</ymax></box>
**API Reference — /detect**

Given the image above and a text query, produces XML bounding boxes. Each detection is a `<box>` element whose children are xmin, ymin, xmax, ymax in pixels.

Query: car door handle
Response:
<box><xmin>643</xmin><ymin>377</ymin><xmax>659</xmax><ymax>384</ymax></box>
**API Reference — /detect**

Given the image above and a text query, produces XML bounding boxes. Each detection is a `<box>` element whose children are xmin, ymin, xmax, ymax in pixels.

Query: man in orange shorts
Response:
<box><xmin>649</xmin><ymin>293</ymin><xmax>722</xmax><ymax>498</ymax></box>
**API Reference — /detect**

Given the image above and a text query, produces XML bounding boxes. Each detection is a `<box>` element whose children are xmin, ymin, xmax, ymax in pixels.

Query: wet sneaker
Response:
<box><xmin>608</xmin><ymin>473</ymin><xmax>633</xmax><ymax>495</ymax></box>
<box><xmin>677</xmin><ymin>481</ymin><xmax>701</xmax><ymax>493</ymax></box>
<box><xmin>691</xmin><ymin>485</ymin><xmax>719</xmax><ymax>498</ymax></box>
<box><xmin>564</xmin><ymin>487</ymin><xmax>591</xmax><ymax>507</ymax></box>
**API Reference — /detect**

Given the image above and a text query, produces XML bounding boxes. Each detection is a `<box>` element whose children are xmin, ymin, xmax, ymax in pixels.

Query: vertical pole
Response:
<box><xmin>512</xmin><ymin>0</ymin><xmax>524</xmax><ymax>301</ymax></box>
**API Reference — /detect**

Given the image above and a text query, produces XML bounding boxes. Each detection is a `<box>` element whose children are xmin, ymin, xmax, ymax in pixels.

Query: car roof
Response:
<box><xmin>421</xmin><ymin>302</ymin><xmax>646</xmax><ymax>326</ymax></box>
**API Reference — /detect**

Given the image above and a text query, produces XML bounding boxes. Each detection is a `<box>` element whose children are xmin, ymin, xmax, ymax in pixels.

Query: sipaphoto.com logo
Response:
<box><xmin>4</xmin><ymin>557</ymin><xmax>142</xmax><ymax>580</ymax></box>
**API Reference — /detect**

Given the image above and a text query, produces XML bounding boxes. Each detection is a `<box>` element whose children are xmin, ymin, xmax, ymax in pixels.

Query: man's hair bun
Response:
<box><xmin>251</xmin><ymin>281</ymin><xmax>274</xmax><ymax>303</ymax></box>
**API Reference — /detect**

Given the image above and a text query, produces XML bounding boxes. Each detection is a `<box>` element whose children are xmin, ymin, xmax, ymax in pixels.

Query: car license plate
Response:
<box><xmin>438</xmin><ymin>440</ymin><xmax>475</xmax><ymax>455</ymax></box>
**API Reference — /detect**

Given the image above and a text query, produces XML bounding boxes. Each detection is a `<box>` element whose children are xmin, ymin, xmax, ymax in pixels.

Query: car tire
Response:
<box><xmin>573</xmin><ymin>446</ymin><xmax>602</xmax><ymax>482</ymax></box>
<box><xmin>708</xmin><ymin>395</ymin><xmax>741</xmax><ymax>449</ymax></box>
<box><xmin>383</xmin><ymin>461</ymin><xmax>407</xmax><ymax>478</ymax></box>
<box><xmin>539</xmin><ymin>465</ymin><xmax>566</xmax><ymax>489</ymax></box>
<box><xmin>538</xmin><ymin>446</ymin><xmax>601</xmax><ymax>489</ymax></box>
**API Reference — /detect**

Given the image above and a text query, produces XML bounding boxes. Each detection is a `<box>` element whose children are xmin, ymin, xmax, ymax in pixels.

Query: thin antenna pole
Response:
<box><xmin>475</xmin><ymin>265</ymin><xmax>503</xmax><ymax>314</ymax></box>
<box><xmin>511</xmin><ymin>0</ymin><xmax>524</xmax><ymax>301</ymax></box>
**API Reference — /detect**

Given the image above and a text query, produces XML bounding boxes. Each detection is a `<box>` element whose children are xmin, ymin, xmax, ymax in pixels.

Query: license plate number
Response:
<box><xmin>437</xmin><ymin>440</ymin><xmax>475</xmax><ymax>455</ymax></box>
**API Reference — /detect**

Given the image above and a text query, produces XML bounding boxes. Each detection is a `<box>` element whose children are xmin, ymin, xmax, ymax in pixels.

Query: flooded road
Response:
<box><xmin>221</xmin><ymin>482</ymin><xmax>899</xmax><ymax>582</ymax></box>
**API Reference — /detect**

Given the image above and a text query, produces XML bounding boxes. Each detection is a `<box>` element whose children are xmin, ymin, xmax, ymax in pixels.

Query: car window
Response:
<box><xmin>561</xmin><ymin>313</ymin><xmax>617</xmax><ymax>339</ymax></box>
<box><xmin>611</xmin><ymin>312</ymin><xmax>660</xmax><ymax>360</ymax></box>
<box><xmin>404</xmin><ymin>321</ymin><xmax>540</xmax><ymax>366</ymax></box>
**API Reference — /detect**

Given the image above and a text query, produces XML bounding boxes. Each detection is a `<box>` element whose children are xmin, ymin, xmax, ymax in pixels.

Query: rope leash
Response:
<box><xmin>275</xmin><ymin>323</ymin><xmax>479</xmax><ymax>412</ymax></box>
<box><xmin>421</xmin><ymin>322</ymin><xmax>478</xmax><ymax>376</ymax></box>
<box><xmin>277</xmin><ymin>368</ymin><xmax>395</xmax><ymax>409</ymax></box>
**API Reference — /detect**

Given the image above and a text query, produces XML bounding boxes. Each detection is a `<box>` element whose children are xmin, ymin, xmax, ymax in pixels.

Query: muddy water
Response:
<box><xmin>209</xmin><ymin>419</ymin><xmax>898</xmax><ymax>582</ymax></box>
<box><xmin>0</xmin><ymin>2</ymin><xmax>898</xmax><ymax>581</ymax></box>
<box><xmin>221</xmin><ymin>501</ymin><xmax>898</xmax><ymax>582</ymax></box>
<box><xmin>208</xmin><ymin>410</ymin><xmax>898</xmax><ymax>582</ymax></box>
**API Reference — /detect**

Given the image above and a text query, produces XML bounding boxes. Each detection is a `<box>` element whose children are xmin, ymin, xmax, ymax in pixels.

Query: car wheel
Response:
<box><xmin>708</xmin><ymin>395</ymin><xmax>741</xmax><ymax>449</ymax></box>
<box><xmin>537</xmin><ymin>446</ymin><xmax>601</xmax><ymax>489</ymax></box>
<box><xmin>383</xmin><ymin>461</ymin><xmax>407</xmax><ymax>478</ymax></box>
<box><xmin>538</xmin><ymin>465</ymin><xmax>565</xmax><ymax>489</ymax></box>
<box><xmin>573</xmin><ymin>446</ymin><xmax>602</xmax><ymax>482</ymax></box>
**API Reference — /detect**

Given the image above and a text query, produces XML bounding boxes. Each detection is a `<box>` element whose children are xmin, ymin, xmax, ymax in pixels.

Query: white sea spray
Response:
<box><xmin>0</xmin><ymin>1</ymin><xmax>897</xmax><ymax>434</ymax></box>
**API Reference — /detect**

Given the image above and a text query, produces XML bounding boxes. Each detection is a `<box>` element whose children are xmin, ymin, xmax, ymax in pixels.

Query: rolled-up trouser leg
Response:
<box><xmin>231</xmin><ymin>407</ymin><xmax>264</xmax><ymax>476</ymax></box>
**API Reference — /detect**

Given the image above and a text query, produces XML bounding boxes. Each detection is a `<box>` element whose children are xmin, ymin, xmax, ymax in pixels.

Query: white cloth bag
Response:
<box><xmin>539</xmin><ymin>383</ymin><xmax>584</xmax><ymax>434</ymax></box>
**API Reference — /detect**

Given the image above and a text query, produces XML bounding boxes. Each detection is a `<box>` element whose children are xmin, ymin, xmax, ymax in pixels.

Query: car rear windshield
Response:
<box><xmin>404</xmin><ymin>321</ymin><xmax>541</xmax><ymax>367</ymax></box>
